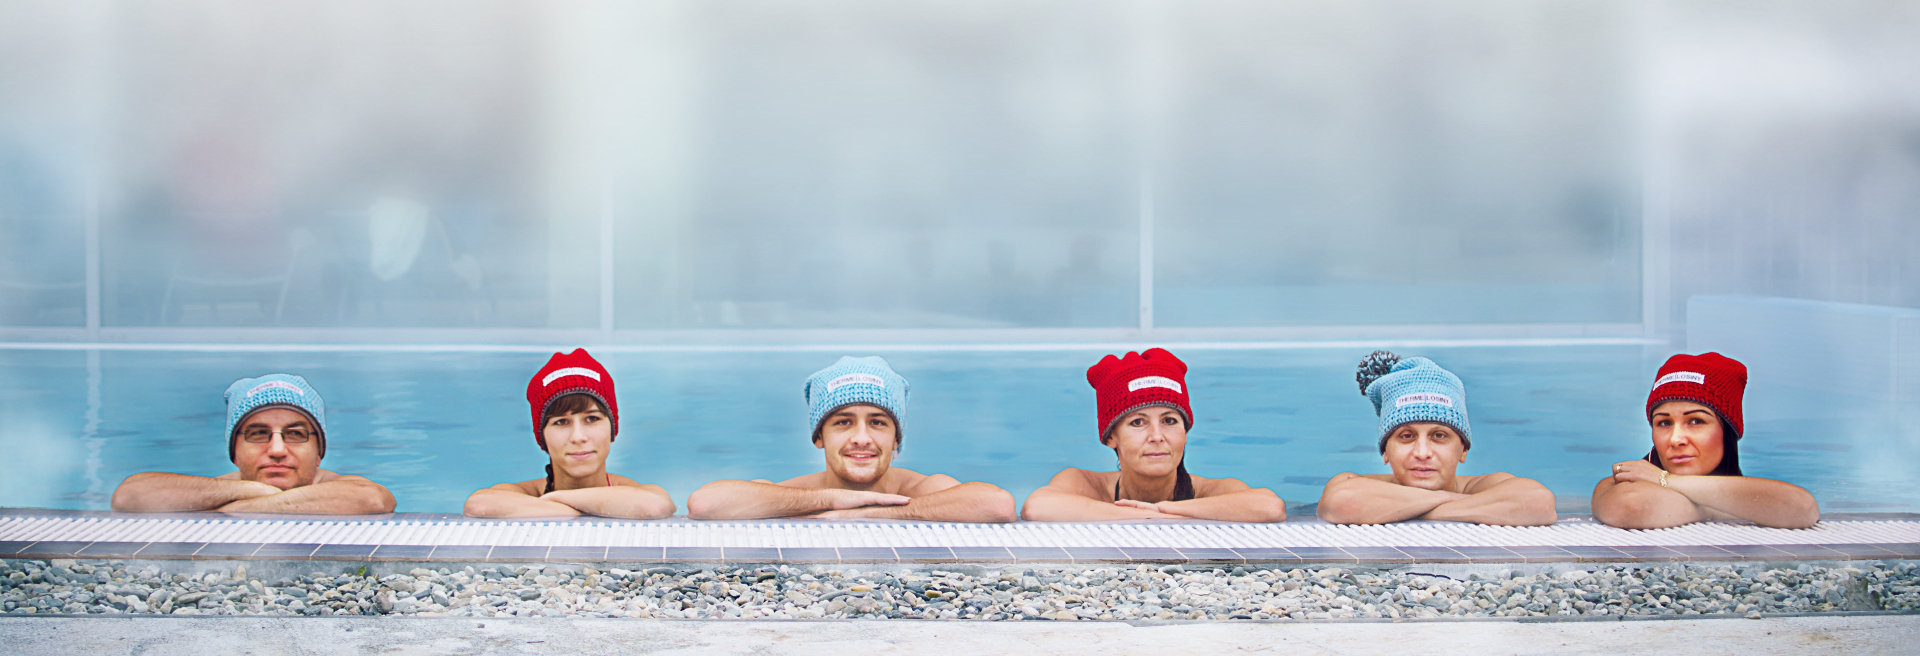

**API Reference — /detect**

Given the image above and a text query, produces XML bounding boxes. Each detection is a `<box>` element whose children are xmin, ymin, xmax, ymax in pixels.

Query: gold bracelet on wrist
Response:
<box><xmin>1658</xmin><ymin>470</ymin><xmax>1670</xmax><ymax>487</ymax></box>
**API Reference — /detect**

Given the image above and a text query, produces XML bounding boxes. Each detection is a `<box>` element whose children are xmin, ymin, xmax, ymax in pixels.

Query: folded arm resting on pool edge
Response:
<box><xmin>686</xmin><ymin>474</ymin><xmax>1016</xmax><ymax>522</ymax></box>
<box><xmin>464</xmin><ymin>478</ymin><xmax>676</xmax><ymax>519</ymax></box>
<box><xmin>1316</xmin><ymin>472</ymin><xmax>1556</xmax><ymax>526</ymax></box>
<box><xmin>1113</xmin><ymin>483</ymin><xmax>1288</xmax><ymax>523</ymax></box>
<box><xmin>1592</xmin><ymin>461</ymin><xmax>1818</xmax><ymax>529</ymax></box>
<box><xmin>804</xmin><ymin>481</ymin><xmax>1016</xmax><ymax>522</ymax></box>
<box><xmin>1020</xmin><ymin>468</ymin><xmax>1287</xmax><ymax>522</ymax></box>
<box><xmin>110</xmin><ymin>471</ymin><xmax>396</xmax><ymax>514</ymax></box>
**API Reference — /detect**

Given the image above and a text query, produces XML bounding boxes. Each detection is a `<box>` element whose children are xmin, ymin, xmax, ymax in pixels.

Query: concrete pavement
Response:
<box><xmin>2</xmin><ymin>614</ymin><xmax>1916</xmax><ymax>655</ymax></box>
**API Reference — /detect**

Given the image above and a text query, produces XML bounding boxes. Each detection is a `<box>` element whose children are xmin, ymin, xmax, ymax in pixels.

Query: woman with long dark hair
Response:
<box><xmin>464</xmin><ymin>349</ymin><xmax>675</xmax><ymax>518</ymax></box>
<box><xmin>1022</xmin><ymin>348</ymin><xmax>1285</xmax><ymax>522</ymax></box>
<box><xmin>1592</xmin><ymin>352</ymin><xmax>1817</xmax><ymax>529</ymax></box>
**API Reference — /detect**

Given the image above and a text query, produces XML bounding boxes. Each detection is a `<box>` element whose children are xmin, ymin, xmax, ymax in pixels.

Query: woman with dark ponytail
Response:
<box><xmin>1022</xmin><ymin>348</ymin><xmax>1286</xmax><ymax>522</ymax></box>
<box><xmin>1592</xmin><ymin>353</ymin><xmax>1817</xmax><ymax>529</ymax></box>
<box><xmin>463</xmin><ymin>349</ymin><xmax>676</xmax><ymax>518</ymax></box>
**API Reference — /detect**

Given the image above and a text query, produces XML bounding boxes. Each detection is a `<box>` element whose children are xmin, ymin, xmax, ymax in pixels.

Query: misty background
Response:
<box><xmin>0</xmin><ymin>0</ymin><xmax>1914</xmax><ymax>338</ymax></box>
<box><xmin>1</xmin><ymin>0</ymin><xmax>1918</xmax><ymax>512</ymax></box>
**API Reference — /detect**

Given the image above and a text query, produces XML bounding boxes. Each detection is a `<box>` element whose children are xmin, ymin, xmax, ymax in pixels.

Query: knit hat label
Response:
<box><xmin>1394</xmin><ymin>392</ymin><xmax>1455</xmax><ymax>409</ymax></box>
<box><xmin>1127</xmin><ymin>376</ymin><xmax>1183</xmax><ymax>394</ymax></box>
<box><xmin>806</xmin><ymin>357</ymin><xmax>910</xmax><ymax>440</ymax></box>
<box><xmin>542</xmin><ymin>367</ymin><xmax>602</xmax><ymax>387</ymax></box>
<box><xmin>827</xmin><ymin>373</ymin><xmax>886</xmax><ymax>392</ymax></box>
<box><xmin>225</xmin><ymin>373</ymin><xmax>327</xmax><ymax>462</ymax></box>
<box><xmin>246</xmin><ymin>380</ymin><xmax>306</xmax><ymax>397</ymax></box>
<box><xmin>1088</xmin><ymin>349</ymin><xmax>1194</xmax><ymax>439</ymax></box>
<box><xmin>1653</xmin><ymin>371</ymin><xmax>1706</xmax><ymax>388</ymax></box>
<box><xmin>527</xmin><ymin>349</ymin><xmax>620</xmax><ymax>450</ymax></box>
<box><xmin>1645</xmin><ymin>352</ymin><xmax>1747</xmax><ymax>441</ymax></box>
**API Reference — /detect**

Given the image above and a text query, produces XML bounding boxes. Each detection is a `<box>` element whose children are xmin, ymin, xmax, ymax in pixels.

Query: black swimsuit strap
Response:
<box><xmin>1115</xmin><ymin>462</ymin><xmax>1194</xmax><ymax>502</ymax></box>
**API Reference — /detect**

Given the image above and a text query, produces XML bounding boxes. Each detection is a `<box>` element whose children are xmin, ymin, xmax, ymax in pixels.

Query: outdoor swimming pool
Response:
<box><xmin>0</xmin><ymin>344</ymin><xmax>1912</xmax><ymax>514</ymax></box>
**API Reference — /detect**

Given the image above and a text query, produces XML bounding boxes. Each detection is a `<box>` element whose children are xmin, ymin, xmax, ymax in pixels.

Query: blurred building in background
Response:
<box><xmin>0</xmin><ymin>0</ymin><xmax>1914</xmax><ymax>341</ymax></box>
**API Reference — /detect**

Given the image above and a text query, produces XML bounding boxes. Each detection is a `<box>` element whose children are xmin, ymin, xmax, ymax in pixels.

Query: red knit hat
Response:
<box><xmin>1645</xmin><ymin>352</ymin><xmax>1746</xmax><ymax>440</ymax></box>
<box><xmin>526</xmin><ymin>348</ymin><xmax>619</xmax><ymax>450</ymax></box>
<box><xmin>1087</xmin><ymin>348</ymin><xmax>1193</xmax><ymax>439</ymax></box>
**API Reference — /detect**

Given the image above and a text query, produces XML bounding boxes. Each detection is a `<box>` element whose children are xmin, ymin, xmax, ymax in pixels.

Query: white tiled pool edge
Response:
<box><xmin>3</xmin><ymin>511</ymin><xmax>1917</xmax><ymax>564</ymax></box>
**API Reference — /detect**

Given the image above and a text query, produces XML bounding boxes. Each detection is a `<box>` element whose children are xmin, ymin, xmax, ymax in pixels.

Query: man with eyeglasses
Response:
<box><xmin>110</xmin><ymin>374</ymin><xmax>396</xmax><ymax>514</ymax></box>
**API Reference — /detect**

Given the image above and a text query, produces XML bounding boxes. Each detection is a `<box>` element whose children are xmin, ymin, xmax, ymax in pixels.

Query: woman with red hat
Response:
<box><xmin>1592</xmin><ymin>352</ymin><xmax>1818</xmax><ymax>529</ymax></box>
<box><xmin>464</xmin><ymin>349</ymin><xmax>676</xmax><ymax>518</ymax></box>
<box><xmin>1022</xmin><ymin>348</ymin><xmax>1287</xmax><ymax>522</ymax></box>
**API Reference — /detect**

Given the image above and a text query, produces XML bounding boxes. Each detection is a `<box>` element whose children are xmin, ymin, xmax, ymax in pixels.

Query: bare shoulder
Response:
<box><xmin>607</xmin><ymin>473</ymin><xmax>654</xmax><ymax>488</ymax></box>
<box><xmin>1459</xmin><ymin>472</ymin><xmax>1519</xmax><ymax>493</ymax></box>
<box><xmin>772</xmin><ymin>471</ymin><xmax>831</xmax><ymax>489</ymax></box>
<box><xmin>886</xmin><ymin>468</ymin><xmax>959</xmax><ymax>496</ymax></box>
<box><xmin>1040</xmin><ymin>467</ymin><xmax>1111</xmax><ymax>499</ymax></box>
<box><xmin>327</xmin><ymin>471</ymin><xmax>387</xmax><ymax>487</ymax></box>
<box><xmin>498</xmin><ymin>479</ymin><xmax>545</xmax><ymax>495</ymax></box>
<box><xmin>1189</xmin><ymin>474</ymin><xmax>1252</xmax><ymax>496</ymax></box>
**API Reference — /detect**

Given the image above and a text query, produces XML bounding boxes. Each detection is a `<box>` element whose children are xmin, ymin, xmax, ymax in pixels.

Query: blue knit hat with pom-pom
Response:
<box><xmin>1356</xmin><ymin>352</ymin><xmax>1470</xmax><ymax>452</ymax></box>
<box><xmin>804</xmin><ymin>356</ymin><xmax>910</xmax><ymax>443</ymax></box>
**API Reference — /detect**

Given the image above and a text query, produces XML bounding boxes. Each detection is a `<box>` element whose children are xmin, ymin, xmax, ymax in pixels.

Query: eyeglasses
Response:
<box><xmin>239</xmin><ymin>426</ymin><xmax>315</xmax><ymax>444</ymax></box>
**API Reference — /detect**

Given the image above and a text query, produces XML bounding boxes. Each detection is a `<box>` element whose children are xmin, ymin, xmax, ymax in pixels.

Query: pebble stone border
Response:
<box><xmin>4</xmin><ymin>558</ymin><xmax>1919</xmax><ymax>620</ymax></box>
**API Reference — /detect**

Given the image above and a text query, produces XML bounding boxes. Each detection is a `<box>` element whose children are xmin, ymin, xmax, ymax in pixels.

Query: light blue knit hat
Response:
<box><xmin>804</xmin><ymin>356</ymin><xmax>909</xmax><ymax>441</ymax></box>
<box><xmin>224</xmin><ymin>373</ymin><xmax>327</xmax><ymax>460</ymax></box>
<box><xmin>1356</xmin><ymin>352</ymin><xmax>1470</xmax><ymax>452</ymax></box>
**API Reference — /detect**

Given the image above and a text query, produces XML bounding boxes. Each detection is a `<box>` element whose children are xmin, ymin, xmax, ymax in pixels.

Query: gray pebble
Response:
<box><xmin>6</xmin><ymin>559</ymin><xmax>1919</xmax><ymax>622</ymax></box>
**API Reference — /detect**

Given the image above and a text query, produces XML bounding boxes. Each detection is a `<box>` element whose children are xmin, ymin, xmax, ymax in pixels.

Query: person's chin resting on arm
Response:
<box><xmin>110</xmin><ymin>374</ymin><xmax>394</xmax><ymax>515</ymax></box>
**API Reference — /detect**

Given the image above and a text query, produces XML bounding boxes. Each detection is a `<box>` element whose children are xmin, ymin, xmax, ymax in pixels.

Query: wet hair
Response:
<box><xmin>542</xmin><ymin>393</ymin><xmax>611</xmax><ymax>494</ymax></box>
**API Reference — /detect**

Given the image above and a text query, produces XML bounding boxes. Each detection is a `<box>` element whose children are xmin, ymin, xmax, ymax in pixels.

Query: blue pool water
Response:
<box><xmin>0</xmin><ymin>345</ymin><xmax>1912</xmax><ymax>513</ymax></box>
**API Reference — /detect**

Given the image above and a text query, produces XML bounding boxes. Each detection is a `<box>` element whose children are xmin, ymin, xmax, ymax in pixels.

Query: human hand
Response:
<box><xmin>1610</xmin><ymin>459</ymin><xmax>1665</xmax><ymax>485</ymax></box>
<box><xmin>216</xmin><ymin>482</ymin><xmax>284</xmax><ymax>511</ymax></box>
<box><xmin>235</xmin><ymin>480</ymin><xmax>283</xmax><ymax>499</ymax></box>
<box><xmin>803</xmin><ymin>508</ymin><xmax>866</xmax><ymax>519</ymax></box>
<box><xmin>828</xmin><ymin>489</ymin><xmax>910</xmax><ymax>509</ymax></box>
<box><xmin>1112</xmin><ymin>499</ymin><xmax>1184</xmax><ymax>517</ymax></box>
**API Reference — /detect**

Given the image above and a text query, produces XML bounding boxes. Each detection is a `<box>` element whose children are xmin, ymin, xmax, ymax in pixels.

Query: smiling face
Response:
<box><xmin>1650</xmin><ymin>400</ymin><xmax>1725</xmax><ymax>476</ymax></box>
<box><xmin>232</xmin><ymin>407</ymin><xmax>323</xmax><ymax>490</ymax></box>
<box><xmin>542</xmin><ymin>395</ymin><xmax>613</xmax><ymax>482</ymax></box>
<box><xmin>1103</xmin><ymin>405</ymin><xmax>1187</xmax><ymax>479</ymax></box>
<box><xmin>815</xmin><ymin>404</ymin><xmax>897</xmax><ymax>486</ymax></box>
<box><xmin>1381</xmin><ymin>422</ymin><xmax>1466</xmax><ymax>491</ymax></box>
